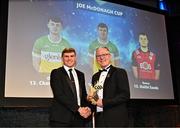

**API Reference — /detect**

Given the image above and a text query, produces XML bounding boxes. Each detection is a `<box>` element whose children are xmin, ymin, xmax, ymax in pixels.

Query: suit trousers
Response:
<box><xmin>95</xmin><ymin>112</ymin><xmax>107</xmax><ymax>127</ymax></box>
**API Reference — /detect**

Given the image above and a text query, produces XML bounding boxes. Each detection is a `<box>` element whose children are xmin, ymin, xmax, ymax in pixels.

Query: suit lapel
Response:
<box><xmin>103</xmin><ymin>65</ymin><xmax>116</xmax><ymax>88</ymax></box>
<box><xmin>61</xmin><ymin>67</ymin><xmax>76</xmax><ymax>97</ymax></box>
<box><xmin>94</xmin><ymin>72</ymin><xmax>101</xmax><ymax>84</ymax></box>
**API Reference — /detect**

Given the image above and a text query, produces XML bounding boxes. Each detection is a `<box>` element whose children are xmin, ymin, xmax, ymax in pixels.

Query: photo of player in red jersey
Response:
<box><xmin>132</xmin><ymin>33</ymin><xmax>160</xmax><ymax>80</ymax></box>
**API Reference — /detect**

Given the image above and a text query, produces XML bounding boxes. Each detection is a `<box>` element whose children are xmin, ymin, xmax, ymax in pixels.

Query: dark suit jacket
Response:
<box><xmin>92</xmin><ymin>65</ymin><xmax>130</xmax><ymax>127</ymax></box>
<box><xmin>49</xmin><ymin>66</ymin><xmax>88</xmax><ymax>124</ymax></box>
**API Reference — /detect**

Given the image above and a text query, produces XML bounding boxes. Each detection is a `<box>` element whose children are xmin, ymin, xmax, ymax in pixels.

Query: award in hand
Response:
<box><xmin>88</xmin><ymin>81</ymin><xmax>103</xmax><ymax>105</ymax></box>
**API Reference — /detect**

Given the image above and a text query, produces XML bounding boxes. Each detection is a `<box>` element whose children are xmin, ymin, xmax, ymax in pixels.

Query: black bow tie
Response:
<box><xmin>99</xmin><ymin>66</ymin><xmax>111</xmax><ymax>72</ymax></box>
<box><xmin>99</xmin><ymin>69</ymin><xmax>107</xmax><ymax>72</ymax></box>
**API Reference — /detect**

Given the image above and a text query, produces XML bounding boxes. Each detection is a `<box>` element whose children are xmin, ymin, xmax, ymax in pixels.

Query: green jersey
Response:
<box><xmin>88</xmin><ymin>39</ymin><xmax>120</xmax><ymax>73</ymax></box>
<box><xmin>32</xmin><ymin>35</ymin><xmax>71</xmax><ymax>73</ymax></box>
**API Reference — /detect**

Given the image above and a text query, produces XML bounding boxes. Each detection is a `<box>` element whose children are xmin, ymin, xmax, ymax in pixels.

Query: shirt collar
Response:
<box><xmin>98</xmin><ymin>38</ymin><xmax>108</xmax><ymax>45</ymax></box>
<box><xmin>63</xmin><ymin>65</ymin><xmax>75</xmax><ymax>72</ymax></box>
<box><xmin>100</xmin><ymin>64</ymin><xmax>111</xmax><ymax>72</ymax></box>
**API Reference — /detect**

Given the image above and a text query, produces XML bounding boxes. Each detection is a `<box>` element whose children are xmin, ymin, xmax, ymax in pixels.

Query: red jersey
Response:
<box><xmin>132</xmin><ymin>49</ymin><xmax>159</xmax><ymax>80</ymax></box>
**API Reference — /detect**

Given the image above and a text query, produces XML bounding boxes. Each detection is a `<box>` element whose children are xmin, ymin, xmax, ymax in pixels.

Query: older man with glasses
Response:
<box><xmin>87</xmin><ymin>46</ymin><xmax>130</xmax><ymax>127</ymax></box>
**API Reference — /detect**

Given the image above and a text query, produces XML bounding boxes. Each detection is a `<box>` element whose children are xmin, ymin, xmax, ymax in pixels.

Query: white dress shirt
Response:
<box><xmin>64</xmin><ymin>65</ymin><xmax>81</xmax><ymax>106</ymax></box>
<box><xmin>97</xmin><ymin>65</ymin><xmax>111</xmax><ymax>112</ymax></box>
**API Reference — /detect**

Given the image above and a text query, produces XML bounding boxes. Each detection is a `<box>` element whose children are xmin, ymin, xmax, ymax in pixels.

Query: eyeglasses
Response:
<box><xmin>96</xmin><ymin>53</ymin><xmax>110</xmax><ymax>58</ymax></box>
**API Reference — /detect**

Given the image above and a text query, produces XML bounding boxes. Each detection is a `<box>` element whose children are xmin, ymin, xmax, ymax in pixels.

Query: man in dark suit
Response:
<box><xmin>49</xmin><ymin>48</ymin><xmax>91</xmax><ymax>127</ymax></box>
<box><xmin>87</xmin><ymin>47</ymin><xmax>130</xmax><ymax>127</ymax></box>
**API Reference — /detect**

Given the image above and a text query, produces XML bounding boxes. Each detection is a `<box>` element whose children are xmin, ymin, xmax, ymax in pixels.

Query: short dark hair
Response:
<box><xmin>49</xmin><ymin>16</ymin><xmax>62</xmax><ymax>24</ymax></box>
<box><xmin>61</xmin><ymin>48</ymin><xmax>76</xmax><ymax>57</ymax></box>
<box><xmin>139</xmin><ymin>33</ymin><xmax>147</xmax><ymax>37</ymax></box>
<box><xmin>97</xmin><ymin>23</ymin><xmax>108</xmax><ymax>31</ymax></box>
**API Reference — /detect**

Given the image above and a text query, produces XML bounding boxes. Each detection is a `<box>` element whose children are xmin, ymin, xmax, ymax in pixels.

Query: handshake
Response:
<box><xmin>78</xmin><ymin>83</ymin><xmax>103</xmax><ymax>118</ymax></box>
<box><xmin>78</xmin><ymin>107</ymin><xmax>91</xmax><ymax>118</ymax></box>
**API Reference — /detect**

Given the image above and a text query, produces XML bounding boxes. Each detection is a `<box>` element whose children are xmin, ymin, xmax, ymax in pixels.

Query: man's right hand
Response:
<box><xmin>78</xmin><ymin>107</ymin><xmax>92</xmax><ymax>118</ymax></box>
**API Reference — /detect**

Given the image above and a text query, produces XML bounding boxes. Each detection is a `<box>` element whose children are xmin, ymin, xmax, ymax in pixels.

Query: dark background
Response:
<box><xmin>0</xmin><ymin>0</ymin><xmax>180</xmax><ymax>127</ymax></box>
